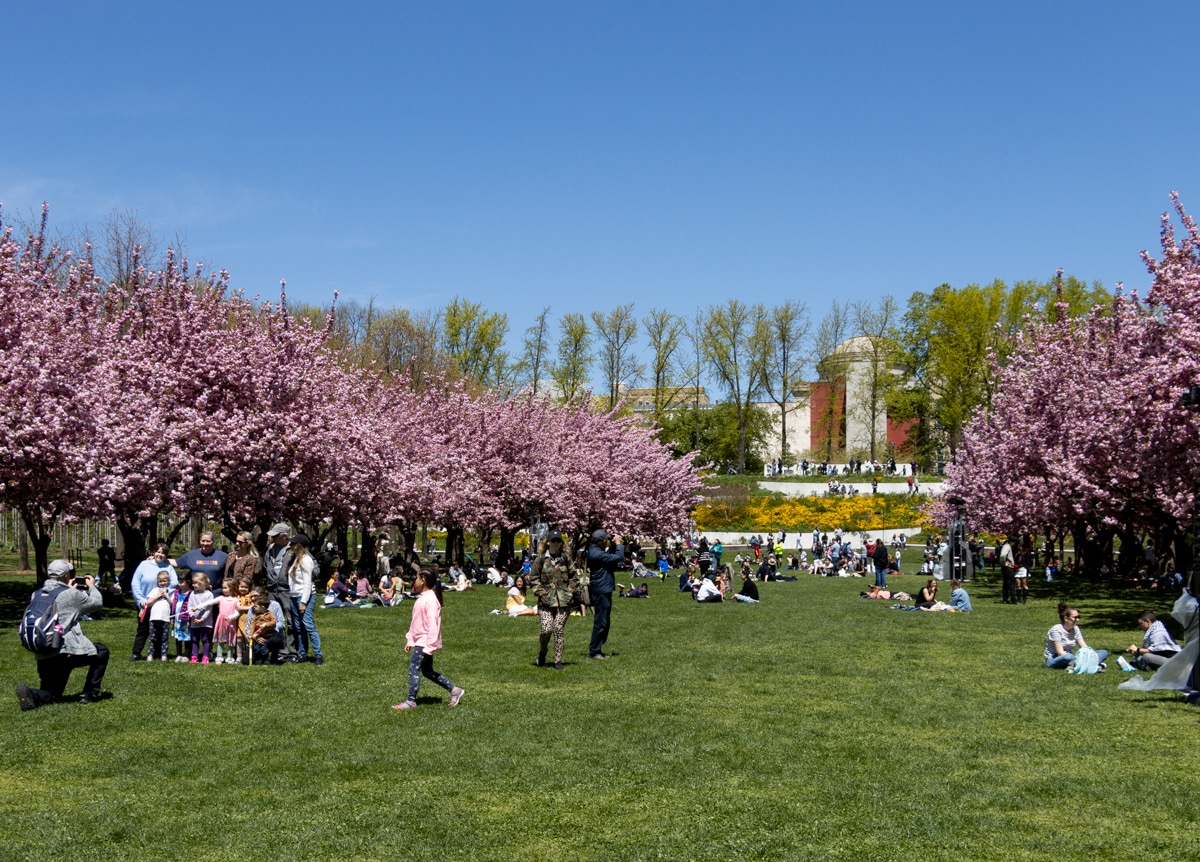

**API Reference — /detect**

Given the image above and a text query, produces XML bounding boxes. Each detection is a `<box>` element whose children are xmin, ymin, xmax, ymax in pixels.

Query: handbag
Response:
<box><xmin>577</xmin><ymin>574</ymin><xmax>592</xmax><ymax>607</ymax></box>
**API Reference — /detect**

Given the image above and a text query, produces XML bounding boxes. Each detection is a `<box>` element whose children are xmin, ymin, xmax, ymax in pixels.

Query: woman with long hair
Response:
<box><xmin>287</xmin><ymin>534</ymin><xmax>324</xmax><ymax>665</ymax></box>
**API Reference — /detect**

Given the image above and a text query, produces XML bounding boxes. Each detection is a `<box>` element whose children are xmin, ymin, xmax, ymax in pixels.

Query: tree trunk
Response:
<box><xmin>17</xmin><ymin>516</ymin><xmax>29</xmax><ymax>571</ymax></box>
<box><xmin>21</xmin><ymin>514</ymin><xmax>54</xmax><ymax>586</ymax></box>
<box><xmin>116</xmin><ymin>513</ymin><xmax>148</xmax><ymax>596</ymax></box>
<box><xmin>446</xmin><ymin>526</ymin><xmax>465</xmax><ymax>567</ymax></box>
<box><xmin>497</xmin><ymin>527</ymin><xmax>520</xmax><ymax>572</ymax></box>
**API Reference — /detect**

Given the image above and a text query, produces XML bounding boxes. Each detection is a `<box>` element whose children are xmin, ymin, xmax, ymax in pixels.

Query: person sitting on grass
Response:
<box><xmin>914</xmin><ymin>579</ymin><xmax>939</xmax><ymax>609</ymax></box>
<box><xmin>505</xmin><ymin>575</ymin><xmax>539</xmax><ymax>617</ymax></box>
<box><xmin>1125</xmin><ymin>610</ymin><xmax>1180</xmax><ymax>670</ymax></box>
<box><xmin>695</xmin><ymin>573</ymin><xmax>723</xmax><ymax>603</ymax></box>
<box><xmin>758</xmin><ymin>555</ymin><xmax>779</xmax><ymax>581</ymax></box>
<box><xmin>679</xmin><ymin>560</ymin><xmax>698</xmax><ymax>592</ymax></box>
<box><xmin>736</xmin><ymin>570</ymin><xmax>760</xmax><ymax>603</ymax></box>
<box><xmin>630</xmin><ymin>554</ymin><xmax>652</xmax><ymax>579</ymax></box>
<box><xmin>1045</xmin><ymin>602</ymin><xmax>1109</xmax><ymax>670</ymax></box>
<box><xmin>811</xmin><ymin>556</ymin><xmax>833</xmax><ymax>577</ymax></box>
<box><xmin>949</xmin><ymin>580</ymin><xmax>972</xmax><ymax>612</ymax></box>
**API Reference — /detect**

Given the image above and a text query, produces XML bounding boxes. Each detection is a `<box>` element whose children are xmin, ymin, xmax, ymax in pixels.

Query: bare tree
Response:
<box><xmin>810</xmin><ymin>300</ymin><xmax>852</xmax><ymax>461</ymax></box>
<box><xmin>100</xmin><ymin>209</ymin><xmax>160</xmax><ymax>286</ymax></box>
<box><xmin>848</xmin><ymin>295</ymin><xmax>899</xmax><ymax>460</ymax></box>
<box><xmin>759</xmin><ymin>300</ymin><xmax>811</xmax><ymax>464</ymax></box>
<box><xmin>513</xmin><ymin>306</ymin><xmax>553</xmax><ymax>396</ymax></box>
<box><xmin>549</xmin><ymin>312</ymin><xmax>592</xmax><ymax>402</ymax></box>
<box><xmin>591</xmin><ymin>303</ymin><xmax>644</xmax><ymax>410</ymax></box>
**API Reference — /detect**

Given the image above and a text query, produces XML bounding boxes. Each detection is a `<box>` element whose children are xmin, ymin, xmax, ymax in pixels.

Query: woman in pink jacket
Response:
<box><xmin>393</xmin><ymin>569</ymin><xmax>465</xmax><ymax>710</ymax></box>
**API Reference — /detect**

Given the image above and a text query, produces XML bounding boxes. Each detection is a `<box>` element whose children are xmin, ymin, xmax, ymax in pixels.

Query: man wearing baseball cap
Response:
<box><xmin>15</xmin><ymin>560</ymin><xmax>109</xmax><ymax>710</ymax></box>
<box><xmin>586</xmin><ymin>529</ymin><xmax>625</xmax><ymax>660</ymax></box>
<box><xmin>261</xmin><ymin>523</ymin><xmax>300</xmax><ymax>661</ymax></box>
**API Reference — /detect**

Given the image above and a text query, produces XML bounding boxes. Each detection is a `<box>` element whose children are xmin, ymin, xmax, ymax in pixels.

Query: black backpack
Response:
<box><xmin>19</xmin><ymin>584</ymin><xmax>68</xmax><ymax>652</ymax></box>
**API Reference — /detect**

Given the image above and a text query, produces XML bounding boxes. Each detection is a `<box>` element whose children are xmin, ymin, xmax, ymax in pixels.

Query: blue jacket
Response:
<box><xmin>586</xmin><ymin>542</ymin><xmax>625</xmax><ymax>595</ymax></box>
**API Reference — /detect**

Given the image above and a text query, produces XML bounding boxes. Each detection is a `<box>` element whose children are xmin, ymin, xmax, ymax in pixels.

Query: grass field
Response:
<box><xmin>1</xmin><ymin>563</ymin><xmax>1196</xmax><ymax>861</ymax></box>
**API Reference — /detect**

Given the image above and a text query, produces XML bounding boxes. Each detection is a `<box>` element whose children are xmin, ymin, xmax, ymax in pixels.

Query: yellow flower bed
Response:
<box><xmin>693</xmin><ymin>493</ymin><xmax>929</xmax><ymax>533</ymax></box>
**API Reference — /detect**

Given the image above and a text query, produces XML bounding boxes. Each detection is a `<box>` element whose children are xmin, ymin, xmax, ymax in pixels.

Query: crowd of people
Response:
<box><xmin>14</xmin><ymin>524</ymin><xmax>1194</xmax><ymax>711</ymax></box>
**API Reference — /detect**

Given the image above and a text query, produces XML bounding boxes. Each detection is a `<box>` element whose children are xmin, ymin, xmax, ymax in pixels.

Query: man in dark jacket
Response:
<box><xmin>586</xmin><ymin>529</ymin><xmax>624</xmax><ymax>660</ymax></box>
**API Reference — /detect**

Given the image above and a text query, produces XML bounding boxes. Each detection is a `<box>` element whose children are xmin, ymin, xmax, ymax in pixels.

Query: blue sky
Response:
<box><xmin>3</xmin><ymin>2</ymin><xmax>1197</xmax><ymax>373</ymax></box>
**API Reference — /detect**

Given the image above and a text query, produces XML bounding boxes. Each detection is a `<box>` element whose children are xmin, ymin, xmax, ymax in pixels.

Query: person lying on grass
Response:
<box><xmin>620</xmin><ymin>583</ymin><xmax>649</xmax><ymax>598</ymax></box>
<box><xmin>860</xmin><ymin>585</ymin><xmax>892</xmax><ymax>599</ymax></box>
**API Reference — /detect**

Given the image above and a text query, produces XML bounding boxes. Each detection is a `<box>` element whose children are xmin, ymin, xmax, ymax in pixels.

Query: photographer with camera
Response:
<box><xmin>15</xmin><ymin>560</ymin><xmax>110</xmax><ymax>710</ymax></box>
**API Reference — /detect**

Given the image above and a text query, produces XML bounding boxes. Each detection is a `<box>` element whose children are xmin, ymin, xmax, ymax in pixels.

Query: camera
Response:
<box><xmin>74</xmin><ymin>576</ymin><xmax>91</xmax><ymax>590</ymax></box>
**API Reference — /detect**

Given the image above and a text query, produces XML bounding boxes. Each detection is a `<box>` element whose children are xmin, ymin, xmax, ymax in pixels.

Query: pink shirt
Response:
<box><xmin>405</xmin><ymin>590</ymin><xmax>443</xmax><ymax>652</ymax></box>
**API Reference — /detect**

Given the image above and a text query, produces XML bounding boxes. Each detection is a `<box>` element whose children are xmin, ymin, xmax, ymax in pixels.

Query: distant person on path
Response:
<box><xmin>97</xmin><ymin>539</ymin><xmax>117</xmax><ymax>586</ymax></box>
<box><xmin>393</xmin><ymin>568</ymin><xmax>464</xmax><ymax>710</ymax></box>
<box><xmin>15</xmin><ymin>560</ymin><xmax>110</xmax><ymax>709</ymax></box>
<box><xmin>1045</xmin><ymin>602</ymin><xmax>1109</xmax><ymax>669</ymax></box>
<box><xmin>586</xmin><ymin>529</ymin><xmax>625</xmax><ymax>660</ymax></box>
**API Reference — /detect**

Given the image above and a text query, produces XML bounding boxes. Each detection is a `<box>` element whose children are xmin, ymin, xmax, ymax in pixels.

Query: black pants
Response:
<box><xmin>250</xmin><ymin>634</ymin><xmax>285</xmax><ymax>664</ymax></box>
<box><xmin>588</xmin><ymin>592</ymin><xmax>613</xmax><ymax>656</ymax></box>
<box><xmin>267</xmin><ymin>585</ymin><xmax>299</xmax><ymax>656</ymax></box>
<box><xmin>131</xmin><ymin>611</ymin><xmax>151</xmax><ymax>658</ymax></box>
<box><xmin>27</xmin><ymin>643</ymin><xmax>110</xmax><ymax>705</ymax></box>
<box><xmin>1001</xmin><ymin>566</ymin><xmax>1016</xmax><ymax>603</ymax></box>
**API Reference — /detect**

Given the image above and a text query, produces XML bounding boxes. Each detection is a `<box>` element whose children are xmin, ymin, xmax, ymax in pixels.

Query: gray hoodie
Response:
<box><xmin>34</xmin><ymin>578</ymin><xmax>102</xmax><ymax>657</ymax></box>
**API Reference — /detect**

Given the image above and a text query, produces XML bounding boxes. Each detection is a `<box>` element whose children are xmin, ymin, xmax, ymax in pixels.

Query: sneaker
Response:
<box><xmin>78</xmin><ymin>693</ymin><xmax>99</xmax><ymax>705</ymax></box>
<box><xmin>392</xmin><ymin>700</ymin><xmax>418</xmax><ymax>710</ymax></box>
<box><xmin>312</xmin><ymin>656</ymin><xmax>325</xmax><ymax>666</ymax></box>
<box><xmin>128</xmin><ymin>655</ymin><xmax>143</xmax><ymax>662</ymax></box>
<box><xmin>15</xmin><ymin>683</ymin><xmax>37</xmax><ymax>711</ymax></box>
<box><xmin>160</xmin><ymin>656</ymin><xmax>169</xmax><ymax>662</ymax></box>
<box><xmin>589</xmin><ymin>653</ymin><xmax>610</xmax><ymax>660</ymax></box>
<box><xmin>554</xmin><ymin>661</ymin><xmax>564</xmax><ymax>670</ymax></box>
<box><xmin>201</xmin><ymin>656</ymin><xmax>209</xmax><ymax>665</ymax></box>
<box><xmin>448</xmin><ymin>687</ymin><xmax>465</xmax><ymax>706</ymax></box>
<box><xmin>190</xmin><ymin>657</ymin><xmax>198</xmax><ymax>664</ymax></box>
<box><xmin>1098</xmin><ymin>662</ymin><xmax>1108</xmax><ymax>672</ymax></box>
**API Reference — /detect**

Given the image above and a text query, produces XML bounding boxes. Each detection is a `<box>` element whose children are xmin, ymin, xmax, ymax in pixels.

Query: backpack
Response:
<box><xmin>1069</xmin><ymin>646</ymin><xmax>1100</xmax><ymax>674</ymax></box>
<box><xmin>20</xmin><ymin>584</ymin><xmax>68</xmax><ymax>652</ymax></box>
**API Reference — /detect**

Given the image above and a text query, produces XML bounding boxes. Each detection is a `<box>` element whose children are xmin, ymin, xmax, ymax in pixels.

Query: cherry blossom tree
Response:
<box><xmin>945</xmin><ymin>195</ymin><xmax>1200</xmax><ymax>577</ymax></box>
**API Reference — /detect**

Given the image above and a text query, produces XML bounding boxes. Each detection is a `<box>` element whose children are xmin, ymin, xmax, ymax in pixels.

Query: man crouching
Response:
<box><xmin>16</xmin><ymin>560</ymin><xmax>110</xmax><ymax>709</ymax></box>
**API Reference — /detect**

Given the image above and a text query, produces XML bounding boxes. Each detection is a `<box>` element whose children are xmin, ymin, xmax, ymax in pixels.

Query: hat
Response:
<box><xmin>591</xmin><ymin>529</ymin><xmax>610</xmax><ymax>543</ymax></box>
<box><xmin>47</xmin><ymin>559</ymin><xmax>75</xmax><ymax>578</ymax></box>
<box><xmin>267</xmin><ymin>523</ymin><xmax>291</xmax><ymax>537</ymax></box>
<box><xmin>290</xmin><ymin>533</ymin><xmax>311</xmax><ymax>547</ymax></box>
<box><xmin>547</xmin><ymin>531</ymin><xmax>564</xmax><ymax>543</ymax></box>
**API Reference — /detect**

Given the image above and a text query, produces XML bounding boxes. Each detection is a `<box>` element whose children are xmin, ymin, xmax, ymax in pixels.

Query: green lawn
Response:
<box><xmin>1</xmin><ymin>566</ymin><xmax>1195</xmax><ymax>861</ymax></box>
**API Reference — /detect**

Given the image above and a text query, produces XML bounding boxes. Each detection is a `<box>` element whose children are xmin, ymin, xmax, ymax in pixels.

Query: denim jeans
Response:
<box><xmin>291</xmin><ymin>597</ymin><xmax>322</xmax><ymax>658</ymax></box>
<box><xmin>588</xmin><ymin>592</ymin><xmax>613</xmax><ymax>656</ymax></box>
<box><xmin>1046</xmin><ymin>649</ymin><xmax>1108</xmax><ymax>669</ymax></box>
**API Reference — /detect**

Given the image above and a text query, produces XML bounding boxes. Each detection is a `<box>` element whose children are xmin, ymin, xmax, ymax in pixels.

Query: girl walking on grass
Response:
<box><xmin>393</xmin><ymin>568</ymin><xmax>464</xmax><ymax>711</ymax></box>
